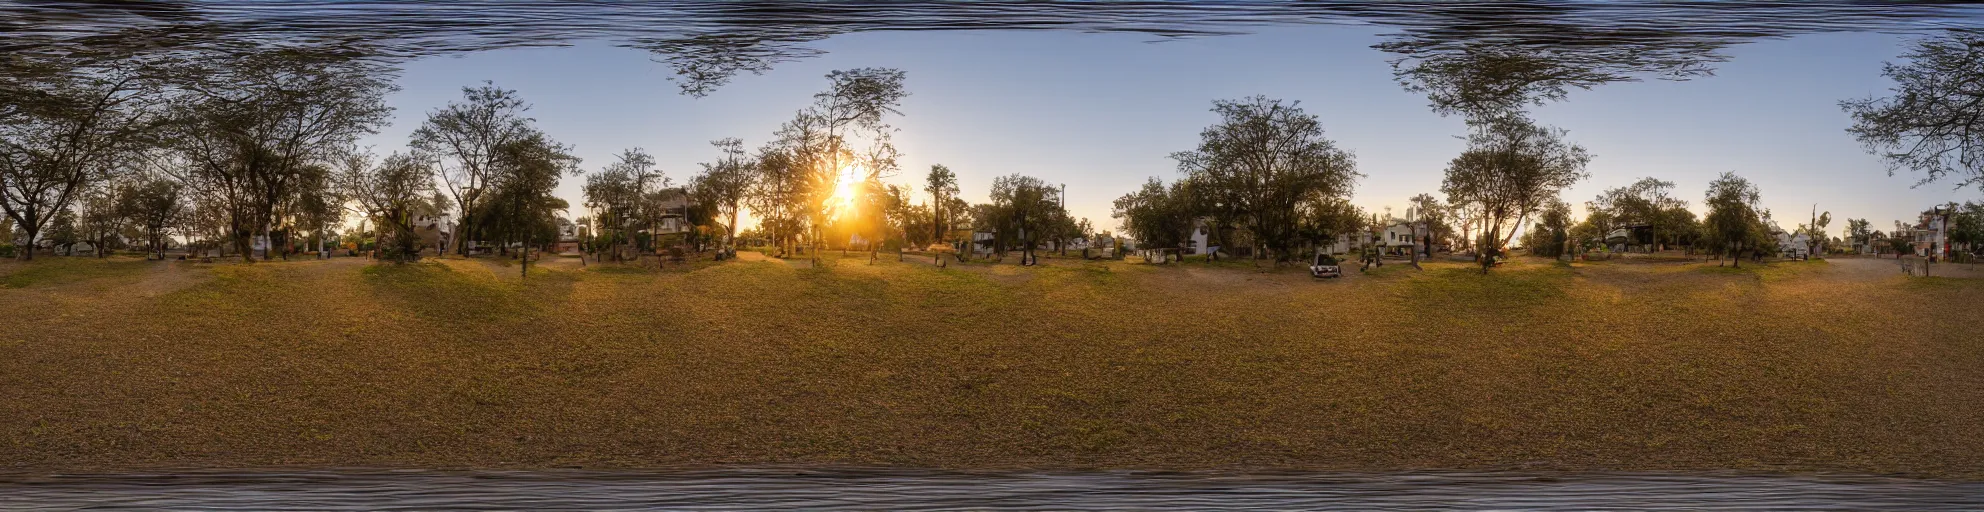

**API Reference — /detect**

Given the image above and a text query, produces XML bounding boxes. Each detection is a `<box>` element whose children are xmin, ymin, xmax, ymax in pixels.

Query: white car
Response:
<box><xmin>1310</xmin><ymin>254</ymin><xmax>1342</xmax><ymax>278</ymax></box>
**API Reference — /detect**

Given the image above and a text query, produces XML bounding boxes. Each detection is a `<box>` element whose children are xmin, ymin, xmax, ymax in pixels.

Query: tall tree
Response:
<box><xmin>579</xmin><ymin>147</ymin><xmax>664</xmax><ymax>260</ymax></box>
<box><xmin>1798</xmin><ymin>205</ymin><xmax>1832</xmax><ymax>257</ymax></box>
<box><xmin>1702</xmin><ymin>171</ymin><xmax>1769</xmax><ymax>268</ymax></box>
<box><xmin>1843</xmin><ymin>33</ymin><xmax>1984</xmax><ymax>193</ymax></box>
<box><xmin>692</xmin><ymin>138</ymin><xmax>754</xmax><ymax>257</ymax></box>
<box><xmin>76</xmin><ymin>186</ymin><xmax>122</xmax><ymax>258</ymax></box>
<box><xmin>1949</xmin><ymin>202</ymin><xmax>1984</xmax><ymax>261</ymax></box>
<box><xmin>160</xmin><ymin>46</ymin><xmax>394</xmax><ymax>262</ymax></box>
<box><xmin>1441</xmin><ymin>115</ymin><xmax>1591</xmax><ymax>273</ymax></box>
<box><xmin>925</xmin><ymin>164</ymin><xmax>959</xmax><ymax>244</ymax></box>
<box><xmin>279</xmin><ymin>162</ymin><xmax>341</xmax><ymax>259</ymax></box>
<box><xmin>411</xmin><ymin>83</ymin><xmax>554</xmax><ymax>256</ymax></box>
<box><xmin>115</xmin><ymin>176</ymin><xmax>185</xmax><ymax>259</ymax></box>
<box><xmin>1847</xmin><ymin>218</ymin><xmax>1874</xmax><ymax>253</ymax></box>
<box><xmin>744</xmin><ymin>145</ymin><xmax>810</xmax><ymax>257</ymax></box>
<box><xmin>1522</xmin><ymin>196</ymin><xmax>1576</xmax><ymax>259</ymax></box>
<box><xmin>1173</xmin><ymin>96</ymin><xmax>1360</xmax><ymax>264</ymax></box>
<box><xmin>768</xmin><ymin>68</ymin><xmax>908</xmax><ymax>262</ymax></box>
<box><xmin>337</xmin><ymin>150</ymin><xmax>439</xmax><ymax>263</ymax></box>
<box><xmin>582</xmin><ymin>156</ymin><xmax>638</xmax><ymax>262</ymax></box>
<box><xmin>1112</xmin><ymin>177</ymin><xmax>1193</xmax><ymax>263</ymax></box>
<box><xmin>987</xmin><ymin>174</ymin><xmax>1063</xmax><ymax>266</ymax></box>
<box><xmin>1</xmin><ymin>55</ymin><xmax>160</xmax><ymax>260</ymax></box>
<box><xmin>485</xmin><ymin>133</ymin><xmax>579</xmax><ymax>276</ymax></box>
<box><xmin>44</xmin><ymin>208</ymin><xmax>79</xmax><ymax>256</ymax></box>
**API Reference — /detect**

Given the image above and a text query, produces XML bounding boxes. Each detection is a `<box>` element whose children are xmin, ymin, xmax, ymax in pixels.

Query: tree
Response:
<box><xmin>880</xmin><ymin>184</ymin><xmax>932</xmax><ymax>252</ymax></box>
<box><xmin>1386</xmin><ymin>44</ymin><xmax>1695</xmax><ymax>122</ymax></box>
<box><xmin>1172</xmin><ymin>96</ymin><xmax>1360</xmax><ymax>264</ymax></box>
<box><xmin>338</xmin><ymin>150</ymin><xmax>439</xmax><ymax>263</ymax></box>
<box><xmin>1797</xmin><ymin>205</ymin><xmax>1832</xmax><ymax>258</ymax></box>
<box><xmin>1948</xmin><ymin>202</ymin><xmax>1984</xmax><ymax>262</ymax></box>
<box><xmin>76</xmin><ymin>186</ymin><xmax>122</xmax><ymax>258</ymax></box>
<box><xmin>582</xmin><ymin>153</ymin><xmax>637</xmax><ymax>262</ymax></box>
<box><xmin>1297</xmin><ymin>195</ymin><xmax>1366</xmax><ymax>257</ymax></box>
<box><xmin>768</xmin><ymin>68</ymin><xmax>909</xmax><ymax>262</ymax></box>
<box><xmin>1448</xmin><ymin>199</ymin><xmax>1486</xmax><ymax>255</ymax></box>
<box><xmin>580</xmin><ymin>148</ymin><xmax>666</xmax><ymax>261</ymax></box>
<box><xmin>745</xmin><ymin>145</ymin><xmax>810</xmax><ymax>257</ymax></box>
<box><xmin>411</xmin><ymin>83</ymin><xmax>557</xmax><ymax>257</ymax></box>
<box><xmin>115</xmin><ymin>176</ymin><xmax>185</xmax><ymax>259</ymax></box>
<box><xmin>1847</xmin><ymin>218</ymin><xmax>1874</xmax><ymax>253</ymax></box>
<box><xmin>925</xmin><ymin>164</ymin><xmax>959</xmax><ymax>243</ymax></box>
<box><xmin>1842</xmin><ymin>33</ymin><xmax>1984</xmax><ymax>193</ymax></box>
<box><xmin>44</xmin><ymin>208</ymin><xmax>79</xmax><ymax>256</ymax></box>
<box><xmin>1</xmin><ymin>55</ymin><xmax>160</xmax><ymax>260</ymax></box>
<box><xmin>988</xmin><ymin>174</ymin><xmax>1063</xmax><ymax>266</ymax></box>
<box><xmin>1592</xmin><ymin>177</ymin><xmax>1687</xmax><ymax>252</ymax></box>
<box><xmin>160</xmin><ymin>46</ymin><xmax>394</xmax><ymax>262</ymax></box>
<box><xmin>492</xmin><ymin>133</ymin><xmax>578</xmax><ymax>277</ymax></box>
<box><xmin>1441</xmin><ymin>115</ymin><xmax>1592</xmax><ymax>273</ymax></box>
<box><xmin>1567</xmin><ymin>215</ymin><xmax>1605</xmax><ymax>258</ymax></box>
<box><xmin>692</xmin><ymin>138</ymin><xmax>754</xmax><ymax>258</ymax></box>
<box><xmin>1407</xmin><ymin>193</ymin><xmax>1452</xmax><ymax>251</ymax></box>
<box><xmin>1702</xmin><ymin>171</ymin><xmax>1769</xmax><ymax>268</ymax></box>
<box><xmin>1522</xmin><ymin>196</ymin><xmax>1576</xmax><ymax>259</ymax></box>
<box><xmin>1072</xmin><ymin>217</ymin><xmax>1094</xmax><ymax>257</ymax></box>
<box><xmin>276</xmin><ymin>161</ymin><xmax>342</xmax><ymax>259</ymax></box>
<box><xmin>1112</xmin><ymin>177</ymin><xmax>1193</xmax><ymax>263</ymax></box>
<box><xmin>1887</xmin><ymin>229</ymin><xmax>1915</xmax><ymax>259</ymax></box>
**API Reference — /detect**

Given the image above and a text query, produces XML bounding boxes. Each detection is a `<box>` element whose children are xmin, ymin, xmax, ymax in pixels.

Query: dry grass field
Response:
<box><xmin>1</xmin><ymin>253</ymin><xmax>1980</xmax><ymax>478</ymax></box>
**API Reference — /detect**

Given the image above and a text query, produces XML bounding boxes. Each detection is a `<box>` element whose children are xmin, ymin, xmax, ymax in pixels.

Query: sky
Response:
<box><xmin>355</xmin><ymin>25</ymin><xmax>1980</xmax><ymax>239</ymax></box>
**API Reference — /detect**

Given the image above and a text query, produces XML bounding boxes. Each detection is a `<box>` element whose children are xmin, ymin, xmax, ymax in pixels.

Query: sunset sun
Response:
<box><xmin>828</xmin><ymin>160</ymin><xmax>864</xmax><ymax>221</ymax></box>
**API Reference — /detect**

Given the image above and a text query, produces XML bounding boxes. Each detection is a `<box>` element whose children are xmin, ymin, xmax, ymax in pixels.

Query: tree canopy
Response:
<box><xmin>1701</xmin><ymin>171</ymin><xmax>1770</xmax><ymax>267</ymax></box>
<box><xmin>1171</xmin><ymin>96</ymin><xmax>1360</xmax><ymax>263</ymax></box>
<box><xmin>1844</xmin><ymin>33</ymin><xmax>1984</xmax><ymax>193</ymax></box>
<box><xmin>1441</xmin><ymin>115</ymin><xmax>1590</xmax><ymax>272</ymax></box>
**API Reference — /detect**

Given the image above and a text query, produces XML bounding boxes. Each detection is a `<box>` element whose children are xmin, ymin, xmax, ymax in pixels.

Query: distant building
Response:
<box><xmin>554</xmin><ymin>218</ymin><xmax>581</xmax><ymax>254</ymax></box>
<box><xmin>1604</xmin><ymin>224</ymin><xmax>1655</xmax><ymax>253</ymax></box>
<box><xmin>1912</xmin><ymin>208</ymin><xmax>1951</xmax><ymax>258</ymax></box>
<box><xmin>1188</xmin><ymin>218</ymin><xmax>1212</xmax><ymax>255</ymax></box>
<box><xmin>1380</xmin><ymin>221</ymin><xmax>1420</xmax><ymax>256</ymax></box>
<box><xmin>412</xmin><ymin>214</ymin><xmax>454</xmax><ymax>254</ymax></box>
<box><xmin>1772</xmin><ymin>224</ymin><xmax>1811</xmax><ymax>259</ymax></box>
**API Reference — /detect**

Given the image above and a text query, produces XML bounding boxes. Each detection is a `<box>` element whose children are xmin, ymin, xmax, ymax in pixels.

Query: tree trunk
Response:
<box><xmin>234</xmin><ymin>223</ymin><xmax>254</xmax><ymax>264</ymax></box>
<box><xmin>1410</xmin><ymin>228</ymin><xmax>1423</xmax><ymax>270</ymax></box>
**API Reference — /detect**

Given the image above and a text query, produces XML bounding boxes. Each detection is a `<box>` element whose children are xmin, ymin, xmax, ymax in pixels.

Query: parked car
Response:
<box><xmin>1311</xmin><ymin>254</ymin><xmax>1342</xmax><ymax>278</ymax></box>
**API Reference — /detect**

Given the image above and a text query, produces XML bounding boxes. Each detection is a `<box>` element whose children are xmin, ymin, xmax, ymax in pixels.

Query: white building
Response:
<box><xmin>1772</xmin><ymin>224</ymin><xmax>1811</xmax><ymax>259</ymax></box>
<box><xmin>1913</xmin><ymin>209</ymin><xmax>1950</xmax><ymax>258</ymax></box>
<box><xmin>1380</xmin><ymin>221</ymin><xmax>1419</xmax><ymax>255</ymax></box>
<box><xmin>1187</xmin><ymin>218</ymin><xmax>1212</xmax><ymax>255</ymax></box>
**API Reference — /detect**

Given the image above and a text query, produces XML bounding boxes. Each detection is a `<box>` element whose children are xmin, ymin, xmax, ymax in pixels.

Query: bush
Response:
<box><xmin>0</xmin><ymin>244</ymin><xmax>14</xmax><ymax>259</ymax></box>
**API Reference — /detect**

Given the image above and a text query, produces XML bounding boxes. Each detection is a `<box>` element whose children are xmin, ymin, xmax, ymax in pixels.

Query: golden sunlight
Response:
<box><xmin>828</xmin><ymin>160</ymin><xmax>863</xmax><ymax>222</ymax></box>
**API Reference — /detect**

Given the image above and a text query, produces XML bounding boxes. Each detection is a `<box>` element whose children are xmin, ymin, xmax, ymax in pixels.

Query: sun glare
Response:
<box><xmin>828</xmin><ymin>161</ymin><xmax>863</xmax><ymax>222</ymax></box>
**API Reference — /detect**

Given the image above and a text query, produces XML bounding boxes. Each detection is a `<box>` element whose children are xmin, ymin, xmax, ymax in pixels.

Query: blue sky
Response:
<box><xmin>356</xmin><ymin>25</ymin><xmax>1979</xmax><ymax>237</ymax></box>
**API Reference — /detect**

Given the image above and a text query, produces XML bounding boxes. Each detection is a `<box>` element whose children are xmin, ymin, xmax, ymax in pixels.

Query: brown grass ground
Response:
<box><xmin>1</xmin><ymin>253</ymin><xmax>1980</xmax><ymax>478</ymax></box>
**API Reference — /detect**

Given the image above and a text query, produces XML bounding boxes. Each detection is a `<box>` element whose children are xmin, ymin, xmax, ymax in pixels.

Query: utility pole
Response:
<box><xmin>1407</xmin><ymin>205</ymin><xmax>1423</xmax><ymax>270</ymax></box>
